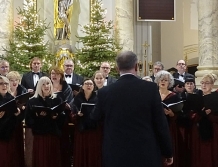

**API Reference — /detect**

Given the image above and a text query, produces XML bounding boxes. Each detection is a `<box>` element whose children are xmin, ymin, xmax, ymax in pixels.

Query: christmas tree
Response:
<box><xmin>1</xmin><ymin>0</ymin><xmax>54</xmax><ymax>73</ymax></box>
<box><xmin>75</xmin><ymin>0</ymin><xmax>122</xmax><ymax>77</ymax></box>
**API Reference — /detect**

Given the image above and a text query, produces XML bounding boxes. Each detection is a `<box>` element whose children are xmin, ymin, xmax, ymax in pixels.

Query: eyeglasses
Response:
<box><xmin>153</xmin><ymin>68</ymin><xmax>161</xmax><ymax>71</ymax></box>
<box><xmin>160</xmin><ymin>79</ymin><xmax>169</xmax><ymax>82</ymax></box>
<box><xmin>200</xmin><ymin>81</ymin><xmax>212</xmax><ymax>85</ymax></box>
<box><xmin>177</xmin><ymin>63</ymin><xmax>186</xmax><ymax>66</ymax></box>
<box><xmin>101</xmin><ymin>67</ymin><xmax>110</xmax><ymax>70</ymax></box>
<box><xmin>1</xmin><ymin>66</ymin><xmax>9</xmax><ymax>69</ymax></box>
<box><xmin>84</xmin><ymin>82</ymin><xmax>94</xmax><ymax>86</ymax></box>
<box><xmin>0</xmin><ymin>82</ymin><xmax>9</xmax><ymax>86</ymax></box>
<box><xmin>64</xmin><ymin>64</ymin><xmax>73</xmax><ymax>67</ymax></box>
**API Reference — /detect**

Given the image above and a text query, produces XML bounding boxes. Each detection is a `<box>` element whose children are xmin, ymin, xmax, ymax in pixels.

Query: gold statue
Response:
<box><xmin>55</xmin><ymin>48</ymin><xmax>74</xmax><ymax>69</ymax></box>
<box><xmin>54</xmin><ymin>0</ymin><xmax>73</xmax><ymax>40</ymax></box>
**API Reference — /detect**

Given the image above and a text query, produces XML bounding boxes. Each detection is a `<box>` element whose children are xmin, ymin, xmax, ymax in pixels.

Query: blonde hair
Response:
<box><xmin>6</xmin><ymin>71</ymin><xmax>21</xmax><ymax>82</ymax></box>
<box><xmin>33</xmin><ymin>76</ymin><xmax>56</xmax><ymax>98</ymax></box>
<box><xmin>0</xmin><ymin>76</ymin><xmax>11</xmax><ymax>93</ymax></box>
<box><xmin>202</xmin><ymin>73</ymin><xmax>217</xmax><ymax>84</ymax></box>
<box><xmin>92</xmin><ymin>70</ymin><xmax>106</xmax><ymax>79</ymax></box>
<box><xmin>0</xmin><ymin>60</ymin><xmax>9</xmax><ymax>65</ymax></box>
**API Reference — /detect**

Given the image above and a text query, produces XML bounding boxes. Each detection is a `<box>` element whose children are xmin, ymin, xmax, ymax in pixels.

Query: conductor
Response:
<box><xmin>91</xmin><ymin>51</ymin><xmax>173</xmax><ymax>167</ymax></box>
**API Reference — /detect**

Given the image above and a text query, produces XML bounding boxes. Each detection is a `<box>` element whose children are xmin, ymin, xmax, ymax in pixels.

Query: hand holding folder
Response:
<box><xmin>0</xmin><ymin>99</ymin><xmax>18</xmax><ymax>117</ymax></box>
<box><xmin>162</xmin><ymin>101</ymin><xmax>184</xmax><ymax>113</ymax></box>
<box><xmin>32</xmin><ymin>101</ymin><xmax>66</xmax><ymax>117</ymax></box>
<box><xmin>80</xmin><ymin>103</ymin><xmax>96</xmax><ymax>116</ymax></box>
<box><xmin>78</xmin><ymin>103</ymin><xmax>97</xmax><ymax>131</ymax></box>
<box><xmin>15</xmin><ymin>92</ymin><xmax>30</xmax><ymax>106</ymax></box>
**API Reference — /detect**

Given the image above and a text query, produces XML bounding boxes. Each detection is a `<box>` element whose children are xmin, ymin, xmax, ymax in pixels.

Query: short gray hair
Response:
<box><xmin>116</xmin><ymin>51</ymin><xmax>138</xmax><ymax>71</ymax></box>
<box><xmin>153</xmin><ymin>61</ymin><xmax>164</xmax><ymax>70</ymax></box>
<box><xmin>155</xmin><ymin>70</ymin><xmax>174</xmax><ymax>88</ymax></box>
<box><xmin>64</xmin><ymin>59</ymin><xmax>74</xmax><ymax>65</ymax></box>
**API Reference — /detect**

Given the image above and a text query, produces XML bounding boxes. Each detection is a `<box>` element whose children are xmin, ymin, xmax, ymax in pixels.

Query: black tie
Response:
<box><xmin>180</xmin><ymin>74</ymin><xmax>184</xmax><ymax>77</ymax></box>
<box><xmin>106</xmin><ymin>76</ymin><xmax>108</xmax><ymax>79</ymax></box>
<box><xmin>65</xmin><ymin>74</ymin><xmax>71</xmax><ymax>78</ymax></box>
<box><xmin>32</xmin><ymin>72</ymin><xmax>39</xmax><ymax>75</ymax></box>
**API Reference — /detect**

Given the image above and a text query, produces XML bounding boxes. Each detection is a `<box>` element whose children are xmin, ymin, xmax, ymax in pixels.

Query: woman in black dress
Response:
<box><xmin>25</xmin><ymin>76</ymin><xmax>64</xmax><ymax>167</ymax></box>
<box><xmin>71</xmin><ymin>78</ymin><xmax>102</xmax><ymax>167</ymax></box>
<box><xmin>193</xmin><ymin>73</ymin><xmax>218</xmax><ymax>167</ymax></box>
<box><xmin>155</xmin><ymin>70</ymin><xmax>182</xmax><ymax>167</ymax></box>
<box><xmin>0</xmin><ymin>76</ymin><xmax>23</xmax><ymax>167</ymax></box>
<box><xmin>50</xmin><ymin>66</ymin><xmax>73</xmax><ymax>167</ymax></box>
<box><xmin>6</xmin><ymin>71</ymin><xmax>27</xmax><ymax>167</ymax></box>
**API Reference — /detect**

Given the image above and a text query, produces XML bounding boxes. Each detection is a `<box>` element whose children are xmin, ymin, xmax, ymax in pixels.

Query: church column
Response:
<box><xmin>0</xmin><ymin>0</ymin><xmax>13</xmax><ymax>55</ymax></box>
<box><xmin>115</xmin><ymin>0</ymin><xmax>134</xmax><ymax>51</ymax></box>
<box><xmin>195</xmin><ymin>0</ymin><xmax>218</xmax><ymax>87</ymax></box>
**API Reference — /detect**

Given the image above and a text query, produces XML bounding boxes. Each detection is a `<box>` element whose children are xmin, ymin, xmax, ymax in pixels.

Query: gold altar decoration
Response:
<box><xmin>138</xmin><ymin>60</ymin><xmax>143</xmax><ymax>71</ymax></box>
<box><xmin>54</xmin><ymin>0</ymin><xmax>73</xmax><ymax>40</ymax></box>
<box><xmin>142</xmin><ymin>41</ymin><xmax>150</xmax><ymax>56</ymax></box>
<box><xmin>149</xmin><ymin>61</ymin><xmax>153</xmax><ymax>75</ymax></box>
<box><xmin>55</xmin><ymin>47</ymin><xmax>74</xmax><ymax>69</ymax></box>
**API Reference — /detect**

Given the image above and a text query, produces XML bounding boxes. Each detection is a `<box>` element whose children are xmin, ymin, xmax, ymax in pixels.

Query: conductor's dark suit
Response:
<box><xmin>106</xmin><ymin>75</ymin><xmax>117</xmax><ymax>85</ymax></box>
<box><xmin>91</xmin><ymin>74</ymin><xmax>173</xmax><ymax>167</ymax></box>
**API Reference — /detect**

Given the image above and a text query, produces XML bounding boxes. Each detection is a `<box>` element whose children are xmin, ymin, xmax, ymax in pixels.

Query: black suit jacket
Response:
<box><xmin>173</xmin><ymin>72</ymin><xmax>194</xmax><ymax>80</ymax></box>
<box><xmin>91</xmin><ymin>74</ymin><xmax>173</xmax><ymax>167</ymax></box>
<box><xmin>21</xmin><ymin>71</ymin><xmax>47</xmax><ymax>90</ymax></box>
<box><xmin>71</xmin><ymin>73</ymin><xmax>84</xmax><ymax>85</ymax></box>
<box><xmin>106</xmin><ymin>75</ymin><xmax>117</xmax><ymax>85</ymax></box>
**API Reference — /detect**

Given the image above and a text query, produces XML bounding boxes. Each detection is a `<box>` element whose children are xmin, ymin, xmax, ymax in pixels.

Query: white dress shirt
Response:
<box><xmin>65</xmin><ymin>73</ymin><xmax>73</xmax><ymax>84</ymax></box>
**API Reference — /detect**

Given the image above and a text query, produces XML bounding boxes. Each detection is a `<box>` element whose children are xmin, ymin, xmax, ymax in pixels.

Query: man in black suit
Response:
<box><xmin>173</xmin><ymin>59</ymin><xmax>194</xmax><ymax>94</ymax></box>
<box><xmin>100</xmin><ymin>62</ymin><xmax>117</xmax><ymax>86</ymax></box>
<box><xmin>63</xmin><ymin>59</ymin><xmax>83</xmax><ymax>95</ymax></box>
<box><xmin>21</xmin><ymin>57</ymin><xmax>47</xmax><ymax>93</ymax></box>
<box><xmin>91</xmin><ymin>51</ymin><xmax>173</xmax><ymax>167</ymax></box>
<box><xmin>21</xmin><ymin>57</ymin><xmax>47</xmax><ymax>167</ymax></box>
